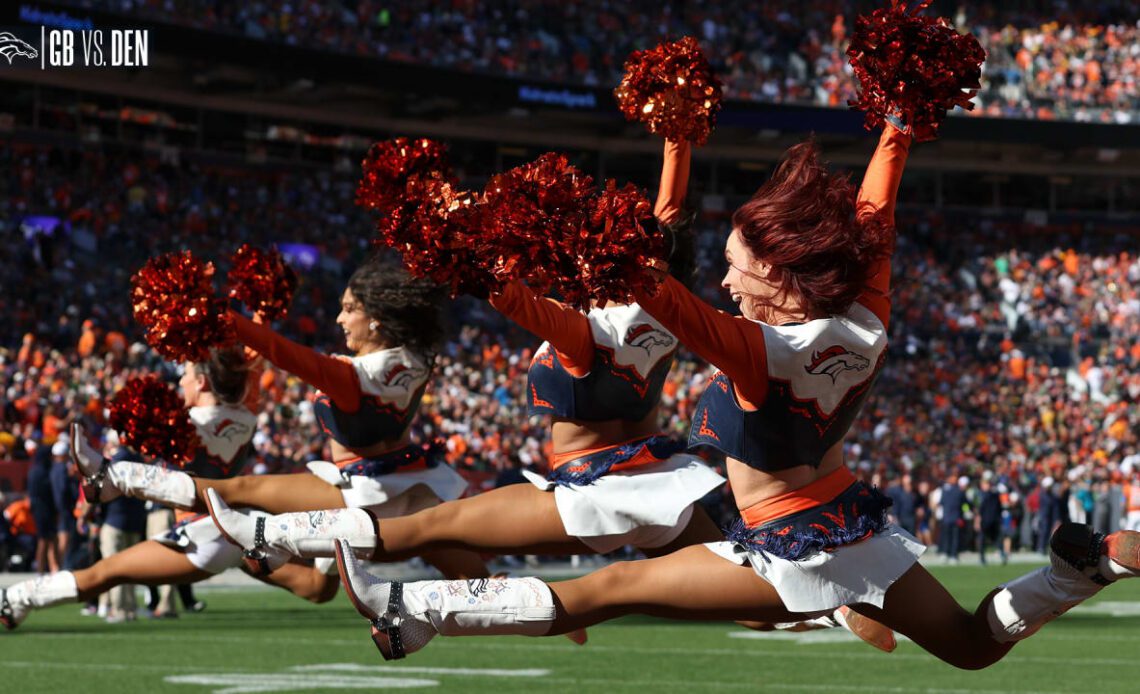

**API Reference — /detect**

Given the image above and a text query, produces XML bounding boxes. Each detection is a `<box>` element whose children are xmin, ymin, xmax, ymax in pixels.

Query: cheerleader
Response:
<box><xmin>0</xmin><ymin>346</ymin><xmax>335</xmax><ymax>630</ymax></box>
<box><xmin>330</xmin><ymin>122</ymin><xmax>1140</xmax><ymax>667</ymax></box>
<box><xmin>71</xmin><ymin>257</ymin><xmax>488</xmax><ymax>581</ymax></box>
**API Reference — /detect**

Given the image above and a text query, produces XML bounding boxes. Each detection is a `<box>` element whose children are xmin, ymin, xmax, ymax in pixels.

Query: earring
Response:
<box><xmin>369</xmin><ymin>321</ymin><xmax>379</xmax><ymax>332</ymax></box>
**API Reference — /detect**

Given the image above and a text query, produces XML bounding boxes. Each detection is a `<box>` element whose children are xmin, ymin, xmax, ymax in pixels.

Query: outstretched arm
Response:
<box><xmin>635</xmin><ymin>276</ymin><xmax>769</xmax><ymax>407</ymax></box>
<box><xmin>655</xmin><ymin>140</ymin><xmax>692</xmax><ymax>225</ymax></box>
<box><xmin>855</xmin><ymin>124</ymin><xmax>912</xmax><ymax>327</ymax></box>
<box><xmin>489</xmin><ymin>282</ymin><xmax>593</xmax><ymax>374</ymax></box>
<box><xmin>229</xmin><ymin>311</ymin><xmax>362</xmax><ymax>412</ymax></box>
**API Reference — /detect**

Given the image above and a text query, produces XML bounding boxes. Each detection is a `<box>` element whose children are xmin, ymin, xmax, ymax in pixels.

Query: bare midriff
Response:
<box><xmin>549</xmin><ymin>407</ymin><xmax>662</xmax><ymax>458</ymax></box>
<box><xmin>726</xmin><ymin>439</ymin><xmax>846</xmax><ymax>512</ymax></box>
<box><xmin>330</xmin><ymin>432</ymin><xmax>413</xmax><ymax>465</ymax></box>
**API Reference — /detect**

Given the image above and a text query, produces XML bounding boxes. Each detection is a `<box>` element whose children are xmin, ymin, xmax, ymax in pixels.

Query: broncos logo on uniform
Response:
<box><xmin>383</xmin><ymin>363</ymin><xmax>427</xmax><ymax>391</ymax></box>
<box><xmin>804</xmin><ymin>346</ymin><xmax>871</xmax><ymax>383</ymax></box>
<box><xmin>0</xmin><ymin>33</ymin><xmax>38</xmax><ymax>64</ymax></box>
<box><xmin>211</xmin><ymin>417</ymin><xmax>251</xmax><ymax>443</ymax></box>
<box><xmin>624</xmin><ymin>323</ymin><xmax>675</xmax><ymax>356</ymax></box>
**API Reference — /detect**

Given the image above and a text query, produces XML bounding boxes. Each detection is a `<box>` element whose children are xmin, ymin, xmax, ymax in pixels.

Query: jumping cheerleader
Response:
<box><xmin>70</xmin><ymin>256</ymin><xmax>489</xmax><ymax>581</ymax></box>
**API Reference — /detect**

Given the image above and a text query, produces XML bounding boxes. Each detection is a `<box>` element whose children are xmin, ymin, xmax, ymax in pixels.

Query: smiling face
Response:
<box><xmin>336</xmin><ymin>288</ymin><xmax>376</xmax><ymax>355</ymax></box>
<box><xmin>722</xmin><ymin>228</ymin><xmax>783</xmax><ymax>321</ymax></box>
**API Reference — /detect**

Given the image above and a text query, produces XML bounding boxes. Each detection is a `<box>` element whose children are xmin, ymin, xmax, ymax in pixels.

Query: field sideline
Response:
<box><xmin>4</xmin><ymin>562</ymin><xmax>1139</xmax><ymax>693</ymax></box>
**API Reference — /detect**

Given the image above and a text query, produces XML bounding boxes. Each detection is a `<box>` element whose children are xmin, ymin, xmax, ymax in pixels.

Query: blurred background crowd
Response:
<box><xmin>55</xmin><ymin>0</ymin><xmax>1140</xmax><ymax>123</ymax></box>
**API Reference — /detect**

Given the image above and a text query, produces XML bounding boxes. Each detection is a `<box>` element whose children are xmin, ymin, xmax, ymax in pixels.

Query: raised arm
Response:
<box><xmin>229</xmin><ymin>311</ymin><xmax>362</xmax><ymax>412</ymax></box>
<box><xmin>855</xmin><ymin>124</ymin><xmax>912</xmax><ymax>327</ymax></box>
<box><xmin>655</xmin><ymin>140</ymin><xmax>692</xmax><ymax>225</ymax></box>
<box><xmin>489</xmin><ymin>281</ymin><xmax>593</xmax><ymax>374</ymax></box>
<box><xmin>240</xmin><ymin>313</ymin><xmax>267</xmax><ymax>413</ymax></box>
<box><xmin>635</xmin><ymin>276</ymin><xmax>769</xmax><ymax>407</ymax></box>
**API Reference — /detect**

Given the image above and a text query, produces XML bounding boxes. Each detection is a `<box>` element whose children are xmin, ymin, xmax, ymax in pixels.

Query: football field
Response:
<box><xmin>5</xmin><ymin>562</ymin><xmax>1140</xmax><ymax>693</ymax></box>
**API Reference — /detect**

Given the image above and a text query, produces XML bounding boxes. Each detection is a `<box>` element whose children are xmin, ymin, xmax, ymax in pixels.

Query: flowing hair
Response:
<box><xmin>731</xmin><ymin>140</ymin><xmax>893</xmax><ymax>319</ymax></box>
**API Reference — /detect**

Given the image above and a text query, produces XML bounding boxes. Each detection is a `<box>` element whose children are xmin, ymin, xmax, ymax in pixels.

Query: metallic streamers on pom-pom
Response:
<box><xmin>226</xmin><ymin>244</ymin><xmax>297</xmax><ymax>321</ymax></box>
<box><xmin>847</xmin><ymin>0</ymin><xmax>985</xmax><ymax>142</ymax></box>
<box><xmin>108</xmin><ymin>376</ymin><xmax>199</xmax><ymax>467</ymax></box>
<box><xmin>131</xmin><ymin>251</ymin><xmax>235</xmax><ymax>363</ymax></box>
<box><xmin>404</xmin><ymin>177</ymin><xmax>499</xmax><ymax>297</ymax></box>
<box><xmin>483</xmin><ymin>153</ymin><xmax>596</xmax><ymax>296</ymax></box>
<box><xmin>614</xmin><ymin>36</ymin><xmax>723</xmax><ymax>145</ymax></box>
<box><xmin>355</xmin><ymin>137</ymin><xmax>452</xmax><ymax>213</ymax></box>
<box><xmin>566</xmin><ymin>181</ymin><xmax>662</xmax><ymax>308</ymax></box>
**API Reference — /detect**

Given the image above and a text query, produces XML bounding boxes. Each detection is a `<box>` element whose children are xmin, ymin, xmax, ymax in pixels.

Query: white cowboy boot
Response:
<box><xmin>70</xmin><ymin>423</ymin><xmax>195</xmax><ymax>508</ymax></box>
<box><xmin>334</xmin><ymin>539</ymin><xmax>555</xmax><ymax>660</ymax></box>
<box><xmin>206</xmin><ymin>489</ymin><xmax>376</xmax><ymax>575</ymax></box>
<box><xmin>0</xmin><ymin>572</ymin><xmax>79</xmax><ymax>630</ymax></box>
<box><xmin>987</xmin><ymin>522</ymin><xmax>1140</xmax><ymax>643</ymax></box>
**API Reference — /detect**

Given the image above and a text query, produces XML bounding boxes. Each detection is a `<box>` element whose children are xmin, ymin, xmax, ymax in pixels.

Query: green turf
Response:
<box><xmin>5</xmin><ymin>563</ymin><xmax>1140</xmax><ymax>693</ymax></box>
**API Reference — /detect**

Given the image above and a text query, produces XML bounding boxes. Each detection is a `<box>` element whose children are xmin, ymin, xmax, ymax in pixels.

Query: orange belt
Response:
<box><xmin>739</xmin><ymin>465</ymin><xmax>857</xmax><ymax>528</ymax></box>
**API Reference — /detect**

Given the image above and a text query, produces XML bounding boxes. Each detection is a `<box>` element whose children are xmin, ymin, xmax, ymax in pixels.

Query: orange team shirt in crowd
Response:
<box><xmin>42</xmin><ymin>413</ymin><xmax>65</xmax><ymax>445</ymax></box>
<box><xmin>1063</xmin><ymin>249</ymin><xmax>1079</xmax><ymax>276</ymax></box>
<box><xmin>78</xmin><ymin>328</ymin><xmax>97</xmax><ymax>358</ymax></box>
<box><xmin>105</xmin><ymin>331</ymin><xmax>128</xmax><ymax>357</ymax></box>
<box><xmin>4</xmin><ymin>497</ymin><xmax>36</xmax><ymax>536</ymax></box>
<box><xmin>1008</xmin><ymin>353</ymin><xmax>1027</xmax><ymax>380</ymax></box>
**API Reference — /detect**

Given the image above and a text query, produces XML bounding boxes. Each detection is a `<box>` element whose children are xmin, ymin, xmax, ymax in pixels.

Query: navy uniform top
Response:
<box><xmin>686</xmin><ymin>305</ymin><xmax>887</xmax><ymax>471</ymax></box>
<box><xmin>490</xmin><ymin>282</ymin><xmax>676</xmax><ymax>423</ymax></box>
<box><xmin>230</xmin><ymin>312</ymin><xmax>429</xmax><ymax>452</ymax></box>
<box><xmin>179</xmin><ymin>403</ymin><xmax>259</xmax><ymax>480</ymax></box>
<box><xmin>311</xmin><ymin>347</ymin><xmax>430</xmax><ymax>449</ymax></box>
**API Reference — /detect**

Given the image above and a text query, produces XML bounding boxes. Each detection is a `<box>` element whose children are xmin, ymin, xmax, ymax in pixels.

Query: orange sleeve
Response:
<box><xmin>654</xmin><ymin>140</ymin><xmax>692</xmax><ymax>224</ymax></box>
<box><xmin>229</xmin><ymin>311</ymin><xmax>362</xmax><ymax>412</ymax></box>
<box><xmin>854</xmin><ymin>124</ymin><xmax>911</xmax><ymax>327</ymax></box>
<box><xmin>635</xmin><ymin>276</ymin><xmax>769</xmax><ymax>406</ymax></box>
<box><xmin>489</xmin><ymin>281</ymin><xmax>593</xmax><ymax>374</ymax></box>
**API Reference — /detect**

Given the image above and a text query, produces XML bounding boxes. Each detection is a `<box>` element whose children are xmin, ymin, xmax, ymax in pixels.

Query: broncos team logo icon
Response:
<box><xmin>0</xmin><ymin>33</ymin><xmax>38</xmax><ymax>64</ymax></box>
<box><xmin>210</xmin><ymin>417</ymin><xmax>251</xmax><ymax>443</ymax></box>
<box><xmin>383</xmin><ymin>363</ymin><xmax>427</xmax><ymax>391</ymax></box>
<box><xmin>624</xmin><ymin>323</ymin><xmax>675</xmax><ymax>356</ymax></box>
<box><xmin>804</xmin><ymin>346</ymin><xmax>870</xmax><ymax>383</ymax></box>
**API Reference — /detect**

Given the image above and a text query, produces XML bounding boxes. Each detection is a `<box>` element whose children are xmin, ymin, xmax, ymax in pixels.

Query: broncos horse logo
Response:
<box><xmin>211</xmin><ymin>417</ymin><xmax>251</xmax><ymax>443</ymax></box>
<box><xmin>804</xmin><ymin>346</ymin><xmax>870</xmax><ymax>383</ymax></box>
<box><xmin>383</xmin><ymin>363</ymin><xmax>427</xmax><ymax>391</ymax></box>
<box><xmin>624</xmin><ymin>323</ymin><xmax>675</xmax><ymax>356</ymax></box>
<box><xmin>0</xmin><ymin>33</ymin><xmax>38</xmax><ymax>64</ymax></box>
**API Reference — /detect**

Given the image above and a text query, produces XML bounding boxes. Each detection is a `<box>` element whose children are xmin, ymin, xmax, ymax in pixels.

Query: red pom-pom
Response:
<box><xmin>401</xmin><ymin>178</ymin><xmax>499</xmax><ymax>297</ymax></box>
<box><xmin>483</xmin><ymin>153</ymin><xmax>596</xmax><ymax>295</ymax></box>
<box><xmin>356</xmin><ymin>137</ymin><xmax>452</xmax><ymax>213</ymax></box>
<box><xmin>108</xmin><ymin>376</ymin><xmax>199</xmax><ymax>467</ymax></box>
<box><xmin>614</xmin><ymin>37</ymin><xmax>723</xmax><ymax>145</ymax></box>
<box><xmin>226</xmin><ymin>244</ymin><xmax>298</xmax><ymax>322</ymax></box>
<box><xmin>847</xmin><ymin>0</ymin><xmax>985</xmax><ymax>142</ymax></box>
<box><xmin>559</xmin><ymin>181</ymin><xmax>660</xmax><ymax>309</ymax></box>
<box><xmin>131</xmin><ymin>251</ymin><xmax>234</xmax><ymax>363</ymax></box>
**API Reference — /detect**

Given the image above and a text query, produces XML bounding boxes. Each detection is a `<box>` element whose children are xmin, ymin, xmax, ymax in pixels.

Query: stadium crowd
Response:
<box><xmin>3</xmin><ymin>133</ymin><xmax>1140</xmax><ymax>586</ymax></box>
<box><xmin>55</xmin><ymin>0</ymin><xmax>1140</xmax><ymax>123</ymax></box>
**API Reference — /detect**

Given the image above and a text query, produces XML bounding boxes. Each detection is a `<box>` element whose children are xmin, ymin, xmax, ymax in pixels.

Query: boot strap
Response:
<box><xmin>1051</xmin><ymin>524</ymin><xmax>1113</xmax><ymax>586</ymax></box>
<box><xmin>83</xmin><ymin>462</ymin><xmax>109</xmax><ymax>501</ymax></box>
<box><xmin>370</xmin><ymin>582</ymin><xmax>406</xmax><ymax>659</ymax></box>
<box><xmin>242</xmin><ymin>516</ymin><xmax>273</xmax><ymax>575</ymax></box>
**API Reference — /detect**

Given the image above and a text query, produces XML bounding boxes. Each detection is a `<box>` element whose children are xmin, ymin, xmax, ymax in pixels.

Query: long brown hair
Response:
<box><xmin>731</xmin><ymin>141</ymin><xmax>893</xmax><ymax>317</ymax></box>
